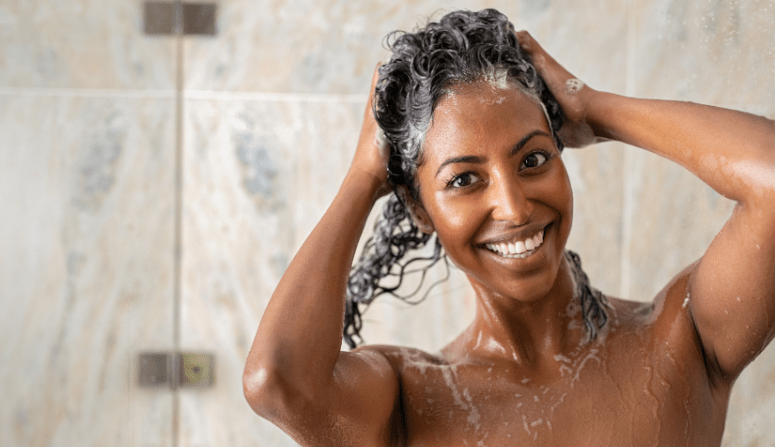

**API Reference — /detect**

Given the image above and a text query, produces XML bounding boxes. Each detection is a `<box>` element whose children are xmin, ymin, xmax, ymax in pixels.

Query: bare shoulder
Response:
<box><xmin>604</xmin><ymin>261</ymin><xmax>699</xmax><ymax>330</ymax></box>
<box><xmin>606</xmin><ymin>261</ymin><xmax>720</xmax><ymax>379</ymax></box>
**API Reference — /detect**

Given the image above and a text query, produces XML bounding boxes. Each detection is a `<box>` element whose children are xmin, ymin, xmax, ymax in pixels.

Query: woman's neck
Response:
<box><xmin>456</xmin><ymin>258</ymin><xmax>587</xmax><ymax>370</ymax></box>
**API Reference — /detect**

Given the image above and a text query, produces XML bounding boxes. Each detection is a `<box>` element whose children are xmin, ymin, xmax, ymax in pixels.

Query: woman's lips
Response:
<box><xmin>484</xmin><ymin>228</ymin><xmax>545</xmax><ymax>259</ymax></box>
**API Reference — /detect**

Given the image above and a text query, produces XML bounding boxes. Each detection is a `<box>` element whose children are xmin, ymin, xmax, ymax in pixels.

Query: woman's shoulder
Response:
<box><xmin>602</xmin><ymin>263</ymin><xmax>707</xmax><ymax>360</ymax></box>
<box><xmin>604</xmin><ymin>261</ymin><xmax>697</xmax><ymax>327</ymax></box>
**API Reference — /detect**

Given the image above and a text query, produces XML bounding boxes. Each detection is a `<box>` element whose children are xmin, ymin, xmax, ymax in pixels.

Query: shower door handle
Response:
<box><xmin>137</xmin><ymin>351</ymin><xmax>215</xmax><ymax>390</ymax></box>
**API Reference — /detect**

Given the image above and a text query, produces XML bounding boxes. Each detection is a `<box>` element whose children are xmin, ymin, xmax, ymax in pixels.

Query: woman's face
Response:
<box><xmin>413</xmin><ymin>81</ymin><xmax>573</xmax><ymax>303</ymax></box>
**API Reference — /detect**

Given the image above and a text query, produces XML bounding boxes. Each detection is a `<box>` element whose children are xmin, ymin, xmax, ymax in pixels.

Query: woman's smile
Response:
<box><xmin>483</xmin><ymin>225</ymin><xmax>545</xmax><ymax>259</ymax></box>
<box><xmin>485</xmin><ymin>230</ymin><xmax>544</xmax><ymax>259</ymax></box>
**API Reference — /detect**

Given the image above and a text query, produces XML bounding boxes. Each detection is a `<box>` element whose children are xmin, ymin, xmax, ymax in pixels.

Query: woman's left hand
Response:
<box><xmin>516</xmin><ymin>30</ymin><xmax>601</xmax><ymax>148</ymax></box>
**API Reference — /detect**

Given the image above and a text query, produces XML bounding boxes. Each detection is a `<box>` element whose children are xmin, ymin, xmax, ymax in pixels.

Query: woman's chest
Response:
<box><xmin>397</xmin><ymin>345</ymin><xmax>724</xmax><ymax>446</ymax></box>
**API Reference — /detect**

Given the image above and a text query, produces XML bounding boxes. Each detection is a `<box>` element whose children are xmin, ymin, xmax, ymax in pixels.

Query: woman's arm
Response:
<box><xmin>242</xmin><ymin>67</ymin><xmax>400</xmax><ymax>446</ymax></box>
<box><xmin>586</xmin><ymin>92</ymin><xmax>775</xmax><ymax>382</ymax></box>
<box><xmin>519</xmin><ymin>31</ymin><xmax>775</xmax><ymax>382</ymax></box>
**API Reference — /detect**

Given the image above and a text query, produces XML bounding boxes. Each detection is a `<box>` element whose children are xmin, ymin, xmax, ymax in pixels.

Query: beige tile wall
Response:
<box><xmin>0</xmin><ymin>95</ymin><xmax>178</xmax><ymax>445</ymax></box>
<box><xmin>0</xmin><ymin>1</ymin><xmax>178</xmax><ymax>446</ymax></box>
<box><xmin>2</xmin><ymin>0</ymin><xmax>774</xmax><ymax>446</ymax></box>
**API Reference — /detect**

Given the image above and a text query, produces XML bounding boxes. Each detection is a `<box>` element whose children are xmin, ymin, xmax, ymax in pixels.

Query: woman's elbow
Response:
<box><xmin>243</xmin><ymin>362</ymin><xmax>320</xmax><ymax>423</ymax></box>
<box><xmin>243</xmin><ymin>365</ymin><xmax>288</xmax><ymax>419</ymax></box>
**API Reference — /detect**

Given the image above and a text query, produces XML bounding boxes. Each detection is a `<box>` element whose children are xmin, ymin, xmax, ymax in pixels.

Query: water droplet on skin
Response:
<box><xmin>474</xmin><ymin>331</ymin><xmax>483</xmax><ymax>350</ymax></box>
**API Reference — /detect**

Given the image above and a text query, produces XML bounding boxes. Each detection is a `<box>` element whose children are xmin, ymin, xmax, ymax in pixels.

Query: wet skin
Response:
<box><xmin>362</xmin><ymin>85</ymin><xmax>729</xmax><ymax>446</ymax></box>
<box><xmin>244</xmin><ymin>32</ymin><xmax>775</xmax><ymax>447</ymax></box>
<box><xmin>412</xmin><ymin>83</ymin><xmax>574</xmax><ymax>311</ymax></box>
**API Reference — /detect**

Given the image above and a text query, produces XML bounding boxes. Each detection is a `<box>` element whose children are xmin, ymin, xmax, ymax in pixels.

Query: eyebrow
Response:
<box><xmin>434</xmin><ymin>130</ymin><xmax>552</xmax><ymax>178</ymax></box>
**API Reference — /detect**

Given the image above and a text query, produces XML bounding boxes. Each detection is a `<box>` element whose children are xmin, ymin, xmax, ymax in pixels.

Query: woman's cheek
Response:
<box><xmin>430</xmin><ymin>195</ymin><xmax>483</xmax><ymax>245</ymax></box>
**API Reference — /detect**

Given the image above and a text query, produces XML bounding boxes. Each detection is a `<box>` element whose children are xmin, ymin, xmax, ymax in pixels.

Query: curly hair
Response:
<box><xmin>344</xmin><ymin>8</ymin><xmax>608</xmax><ymax>349</ymax></box>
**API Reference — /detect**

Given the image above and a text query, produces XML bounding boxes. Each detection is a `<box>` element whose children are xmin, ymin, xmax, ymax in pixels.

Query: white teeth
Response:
<box><xmin>485</xmin><ymin>229</ymin><xmax>546</xmax><ymax>259</ymax></box>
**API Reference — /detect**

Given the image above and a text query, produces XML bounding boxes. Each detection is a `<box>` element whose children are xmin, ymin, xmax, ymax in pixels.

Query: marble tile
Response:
<box><xmin>511</xmin><ymin>0</ymin><xmax>630</xmax><ymax>96</ymax></box>
<box><xmin>563</xmin><ymin>143</ymin><xmax>627</xmax><ymax>300</ymax></box>
<box><xmin>179</xmin><ymin>97</ymin><xmax>365</xmax><ymax>446</ymax></box>
<box><xmin>0</xmin><ymin>0</ymin><xmax>177</xmax><ymax>89</ymax></box>
<box><xmin>632</xmin><ymin>0</ymin><xmax>775</xmax><ymax>104</ymax></box>
<box><xmin>183</xmin><ymin>0</ymin><xmax>628</xmax><ymax>94</ymax></box>
<box><xmin>622</xmin><ymin>145</ymin><xmax>735</xmax><ymax>301</ymax></box>
<box><xmin>0</xmin><ymin>95</ymin><xmax>177</xmax><ymax>445</ymax></box>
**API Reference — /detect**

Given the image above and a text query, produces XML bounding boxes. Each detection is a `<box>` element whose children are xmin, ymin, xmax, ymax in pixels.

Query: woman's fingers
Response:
<box><xmin>515</xmin><ymin>30</ymin><xmax>571</xmax><ymax>90</ymax></box>
<box><xmin>515</xmin><ymin>30</ymin><xmax>537</xmax><ymax>55</ymax></box>
<box><xmin>366</xmin><ymin>64</ymin><xmax>389</xmax><ymax>159</ymax></box>
<box><xmin>366</xmin><ymin>62</ymin><xmax>381</xmax><ymax>113</ymax></box>
<box><xmin>515</xmin><ymin>30</ymin><xmax>598</xmax><ymax>147</ymax></box>
<box><xmin>350</xmin><ymin>63</ymin><xmax>391</xmax><ymax>196</ymax></box>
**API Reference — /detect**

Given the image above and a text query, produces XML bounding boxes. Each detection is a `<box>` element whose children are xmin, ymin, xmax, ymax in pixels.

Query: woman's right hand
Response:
<box><xmin>349</xmin><ymin>63</ymin><xmax>392</xmax><ymax>198</ymax></box>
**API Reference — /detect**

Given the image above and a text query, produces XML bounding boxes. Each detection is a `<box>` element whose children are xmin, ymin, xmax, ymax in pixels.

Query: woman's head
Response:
<box><xmin>374</xmin><ymin>8</ymin><xmax>565</xmax><ymax>200</ymax></box>
<box><xmin>344</xmin><ymin>9</ymin><xmax>607</xmax><ymax>349</ymax></box>
<box><xmin>407</xmin><ymin>80</ymin><xmax>574</xmax><ymax>305</ymax></box>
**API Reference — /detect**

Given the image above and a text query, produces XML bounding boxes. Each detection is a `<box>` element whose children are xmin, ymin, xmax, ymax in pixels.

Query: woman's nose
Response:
<box><xmin>488</xmin><ymin>177</ymin><xmax>532</xmax><ymax>224</ymax></box>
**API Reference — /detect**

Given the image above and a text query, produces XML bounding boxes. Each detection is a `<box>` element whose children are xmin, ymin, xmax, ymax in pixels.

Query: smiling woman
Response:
<box><xmin>243</xmin><ymin>8</ymin><xmax>775</xmax><ymax>447</ymax></box>
<box><xmin>345</xmin><ymin>11</ymin><xmax>608</xmax><ymax>349</ymax></box>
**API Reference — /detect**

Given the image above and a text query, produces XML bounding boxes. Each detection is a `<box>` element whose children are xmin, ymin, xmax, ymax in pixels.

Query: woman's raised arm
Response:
<box><xmin>519</xmin><ymin>31</ymin><xmax>775</xmax><ymax>382</ymax></box>
<box><xmin>242</xmin><ymin>66</ymin><xmax>400</xmax><ymax>446</ymax></box>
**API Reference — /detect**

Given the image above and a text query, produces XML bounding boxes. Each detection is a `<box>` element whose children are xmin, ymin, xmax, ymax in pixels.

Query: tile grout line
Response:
<box><xmin>172</xmin><ymin>1</ymin><xmax>183</xmax><ymax>446</ymax></box>
<box><xmin>0</xmin><ymin>87</ymin><xmax>176</xmax><ymax>98</ymax></box>
<box><xmin>184</xmin><ymin>91</ymin><xmax>365</xmax><ymax>103</ymax></box>
<box><xmin>0</xmin><ymin>87</ymin><xmax>766</xmax><ymax>111</ymax></box>
<box><xmin>0</xmin><ymin>87</ymin><xmax>364</xmax><ymax>103</ymax></box>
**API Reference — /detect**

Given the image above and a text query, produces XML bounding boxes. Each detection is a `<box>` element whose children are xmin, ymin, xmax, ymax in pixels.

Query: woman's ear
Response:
<box><xmin>396</xmin><ymin>187</ymin><xmax>435</xmax><ymax>234</ymax></box>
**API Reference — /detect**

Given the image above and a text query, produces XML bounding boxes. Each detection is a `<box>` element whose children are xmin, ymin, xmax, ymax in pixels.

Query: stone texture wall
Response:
<box><xmin>1</xmin><ymin>0</ymin><xmax>773</xmax><ymax>446</ymax></box>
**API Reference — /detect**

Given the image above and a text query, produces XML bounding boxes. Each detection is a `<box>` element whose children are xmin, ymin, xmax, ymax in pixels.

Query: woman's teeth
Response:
<box><xmin>485</xmin><ymin>230</ymin><xmax>544</xmax><ymax>259</ymax></box>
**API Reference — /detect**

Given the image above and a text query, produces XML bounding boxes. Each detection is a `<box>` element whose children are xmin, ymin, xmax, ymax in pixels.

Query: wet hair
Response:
<box><xmin>343</xmin><ymin>8</ymin><xmax>609</xmax><ymax>348</ymax></box>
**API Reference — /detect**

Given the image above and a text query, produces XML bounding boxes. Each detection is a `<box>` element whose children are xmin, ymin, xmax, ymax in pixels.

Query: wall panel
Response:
<box><xmin>0</xmin><ymin>95</ymin><xmax>177</xmax><ymax>446</ymax></box>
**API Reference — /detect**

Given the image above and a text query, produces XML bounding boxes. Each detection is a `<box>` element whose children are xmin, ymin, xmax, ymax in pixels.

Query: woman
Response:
<box><xmin>243</xmin><ymin>9</ymin><xmax>775</xmax><ymax>446</ymax></box>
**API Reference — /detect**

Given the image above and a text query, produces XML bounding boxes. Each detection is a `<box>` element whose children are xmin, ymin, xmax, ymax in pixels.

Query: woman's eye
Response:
<box><xmin>521</xmin><ymin>152</ymin><xmax>549</xmax><ymax>170</ymax></box>
<box><xmin>447</xmin><ymin>172</ymin><xmax>478</xmax><ymax>189</ymax></box>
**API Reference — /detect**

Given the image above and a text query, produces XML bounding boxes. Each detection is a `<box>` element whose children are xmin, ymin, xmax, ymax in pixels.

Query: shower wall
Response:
<box><xmin>1</xmin><ymin>0</ymin><xmax>773</xmax><ymax>446</ymax></box>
